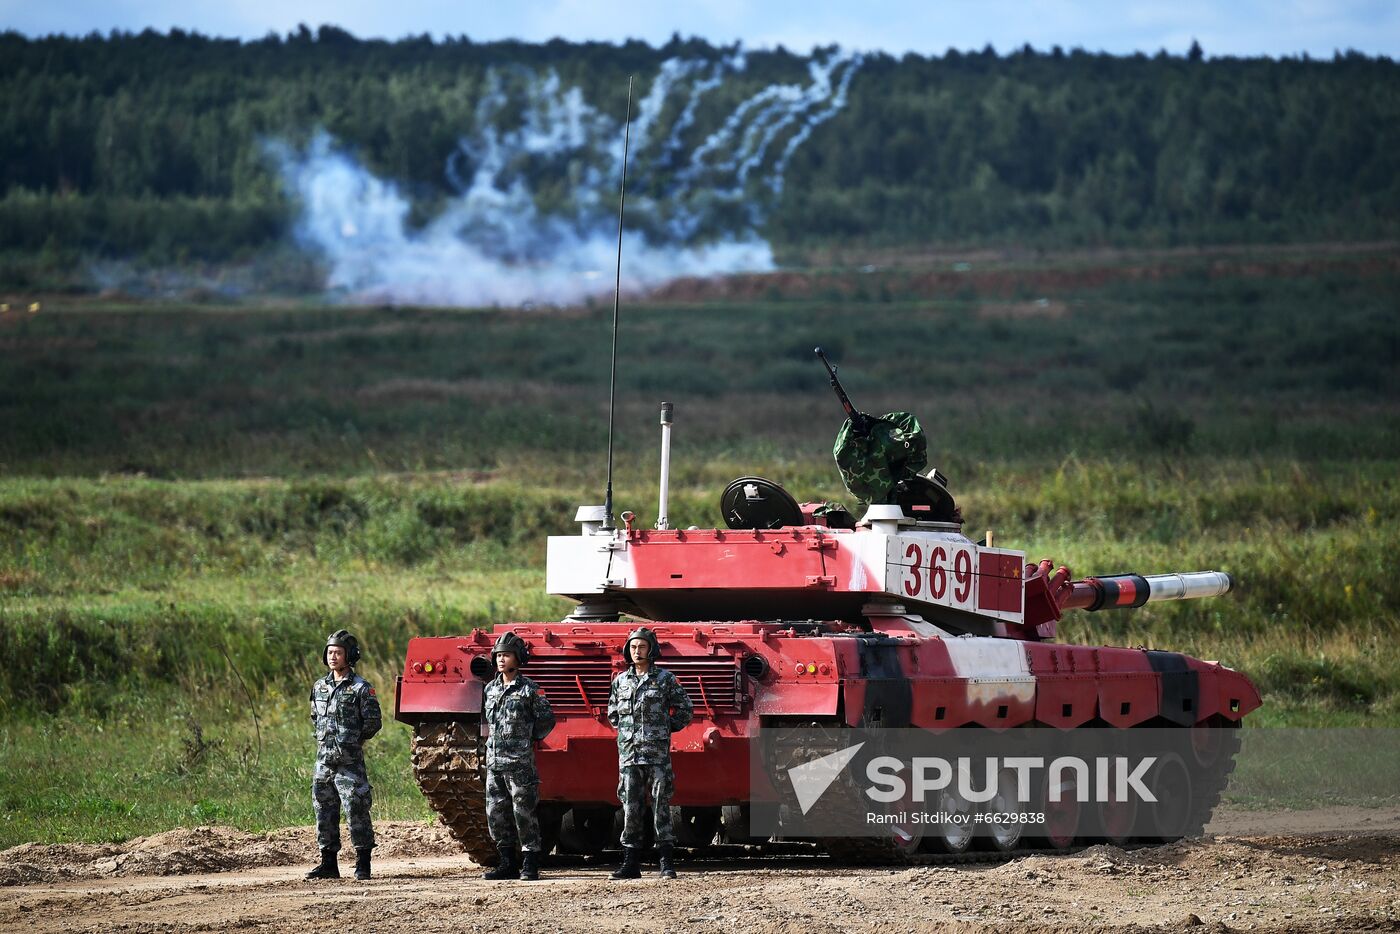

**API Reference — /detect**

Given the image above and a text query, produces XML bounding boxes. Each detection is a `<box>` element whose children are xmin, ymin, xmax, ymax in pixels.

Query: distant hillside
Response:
<box><xmin>1</xmin><ymin>28</ymin><xmax>1397</xmax><ymax>292</ymax></box>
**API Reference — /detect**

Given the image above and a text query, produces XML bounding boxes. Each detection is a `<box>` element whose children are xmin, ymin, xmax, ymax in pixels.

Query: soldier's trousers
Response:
<box><xmin>618</xmin><ymin>762</ymin><xmax>675</xmax><ymax>847</ymax></box>
<box><xmin>485</xmin><ymin>765</ymin><xmax>542</xmax><ymax>853</ymax></box>
<box><xmin>313</xmin><ymin>757</ymin><xmax>374</xmax><ymax>852</ymax></box>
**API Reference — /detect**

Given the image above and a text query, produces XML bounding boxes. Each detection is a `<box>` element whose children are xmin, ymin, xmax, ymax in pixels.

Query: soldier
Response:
<box><xmin>607</xmin><ymin>627</ymin><xmax>694</xmax><ymax>880</ymax></box>
<box><xmin>306</xmin><ymin>629</ymin><xmax>381</xmax><ymax>881</ymax></box>
<box><xmin>482</xmin><ymin>632</ymin><xmax>556</xmax><ymax>881</ymax></box>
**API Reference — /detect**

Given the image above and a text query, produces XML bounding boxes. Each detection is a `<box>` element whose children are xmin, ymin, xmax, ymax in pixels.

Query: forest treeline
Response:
<box><xmin>2</xmin><ymin>27</ymin><xmax>1398</xmax><ymax>280</ymax></box>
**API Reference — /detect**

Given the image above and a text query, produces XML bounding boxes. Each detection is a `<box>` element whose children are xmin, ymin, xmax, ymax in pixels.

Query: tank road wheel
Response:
<box><xmin>1137</xmin><ymin>752</ymin><xmax>1194</xmax><ymax>843</ymax></box>
<box><xmin>672</xmin><ymin>807</ymin><xmax>722</xmax><ymax>848</ymax></box>
<box><xmin>1189</xmin><ymin>722</ymin><xmax>1227</xmax><ymax>770</ymax></box>
<box><xmin>932</xmin><ymin>787</ymin><xmax>976</xmax><ymax>854</ymax></box>
<box><xmin>720</xmin><ymin>804</ymin><xmax>767</xmax><ymax>845</ymax></box>
<box><xmin>410</xmin><ymin>720</ymin><xmax>497</xmax><ymax>867</ymax></box>
<box><xmin>889</xmin><ymin>822</ymin><xmax>923</xmax><ymax>857</ymax></box>
<box><xmin>977</xmin><ymin>767</ymin><xmax>1026</xmax><ymax>853</ymax></box>
<box><xmin>557</xmin><ymin>806</ymin><xmax>618</xmax><ymax>855</ymax></box>
<box><xmin>538</xmin><ymin>804</ymin><xmax>564</xmax><ymax>856</ymax></box>
<box><xmin>883</xmin><ymin>780</ymin><xmax>926</xmax><ymax>858</ymax></box>
<box><xmin>1093</xmin><ymin>759</ymin><xmax>1139</xmax><ymax>845</ymax></box>
<box><xmin>1039</xmin><ymin>771</ymin><xmax>1081</xmax><ymax>851</ymax></box>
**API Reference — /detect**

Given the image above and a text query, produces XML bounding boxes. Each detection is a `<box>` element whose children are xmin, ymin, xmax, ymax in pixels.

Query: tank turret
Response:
<box><xmin>546</xmin><ymin>482</ymin><xmax>1235</xmax><ymax>645</ymax></box>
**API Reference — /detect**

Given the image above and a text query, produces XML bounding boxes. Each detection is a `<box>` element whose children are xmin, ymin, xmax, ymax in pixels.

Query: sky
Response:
<box><xmin>3</xmin><ymin>0</ymin><xmax>1397</xmax><ymax>59</ymax></box>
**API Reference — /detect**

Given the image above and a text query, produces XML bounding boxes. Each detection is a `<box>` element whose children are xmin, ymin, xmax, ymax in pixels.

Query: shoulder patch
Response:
<box><xmin>369</xmin><ymin>688</ymin><xmax>376</xmax><ymax>696</ymax></box>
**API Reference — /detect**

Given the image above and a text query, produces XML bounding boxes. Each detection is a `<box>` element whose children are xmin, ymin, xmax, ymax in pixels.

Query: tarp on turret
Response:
<box><xmin>833</xmin><ymin>412</ymin><xmax>926</xmax><ymax>503</ymax></box>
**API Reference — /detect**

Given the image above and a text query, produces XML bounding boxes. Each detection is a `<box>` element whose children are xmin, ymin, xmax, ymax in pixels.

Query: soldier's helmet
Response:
<box><xmin>622</xmin><ymin>627</ymin><xmax>661</xmax><ymax>665</ymax></box>
<box><xmin>491</xmin><ymin>631</ymin><xmax>531</xmax><ymax>666</ymax></box>
<box><xmin>323</xmin><ymin>629</ymin><xmax>361</xmax><ymax>666</ymax></box>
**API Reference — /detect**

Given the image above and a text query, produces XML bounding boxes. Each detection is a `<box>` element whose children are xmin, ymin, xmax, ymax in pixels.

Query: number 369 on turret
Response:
<box><xmin>886</xmin><ymin>535</ymin><xmax>1026</xmax><ymax>623</ymax></box>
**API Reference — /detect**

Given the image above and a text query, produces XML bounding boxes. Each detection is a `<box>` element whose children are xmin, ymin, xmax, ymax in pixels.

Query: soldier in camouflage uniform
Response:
<box><xmin>482</xmin><ymin>631</ymin><xmax>556</xmax><ymax>881</ymax></box>
<box><xmin>306</xmin><ymin>630</ymin><xmax>382</xmax><ymax>881</ymax></box>
<box><xmin>607</xmin><ymin>627</ymin><xmax>694</xmax><ymax>880</ymax></box>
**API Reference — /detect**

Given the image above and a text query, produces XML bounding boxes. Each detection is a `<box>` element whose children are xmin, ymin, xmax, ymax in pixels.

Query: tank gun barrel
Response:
<box><xmin>1060</xmin><ymin>571</ymin><xmax>1234</xmax><ymax>612</ymax></box>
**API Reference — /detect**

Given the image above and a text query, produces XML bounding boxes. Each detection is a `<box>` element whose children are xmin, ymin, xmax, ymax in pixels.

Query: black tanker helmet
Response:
<box><xmin>323</xmin><ymin>629</ymin><xmax>361</xmax><ymax>667</ymax></box>
<box><xmin>491</xmin><ymin>631</ymin><xmax>531</xmax><ymax>667</ymax></box>
<box><xmin>622</xmin><ymin>627</ymin><xmax>661</xmax><ymax>665</ymax></box>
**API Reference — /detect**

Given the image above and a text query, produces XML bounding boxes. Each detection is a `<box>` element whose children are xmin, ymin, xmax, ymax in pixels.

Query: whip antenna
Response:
<box><xmin>603</xmin><ymin>75</ymin><xmax>634</xmax><ymax>531</ymax></box>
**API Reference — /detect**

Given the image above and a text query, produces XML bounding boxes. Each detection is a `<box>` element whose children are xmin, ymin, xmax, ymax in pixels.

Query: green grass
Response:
<box><xmin>1</xmin><ymin>245</ymin><xmax>1397</xmax><ymax>847</ymax></box>
<box><xmin>0</xmin><ymin>704</ymin><xmax>431</xmax><ymax>847</ymax></box>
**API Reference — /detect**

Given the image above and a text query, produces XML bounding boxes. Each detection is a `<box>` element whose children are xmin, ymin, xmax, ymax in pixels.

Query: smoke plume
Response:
<box><xmin>269</xmin><ymin>48</ymin><xmax>862</xmax><ymax>307</ymax></box>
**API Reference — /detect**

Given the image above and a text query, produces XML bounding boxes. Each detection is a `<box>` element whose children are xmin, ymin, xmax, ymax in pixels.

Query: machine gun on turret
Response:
<box><xmin>814</xmin><ymin>348</ymin><xmax>958</xmax><ymax>522</ymax></box>
<box><xmin>815</xmin><ymin>346</ymin><xmax>871</xmax><ymax>435</ymax></box>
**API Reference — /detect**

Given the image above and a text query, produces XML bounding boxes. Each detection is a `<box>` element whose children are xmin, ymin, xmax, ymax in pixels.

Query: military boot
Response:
<box><xmin>482</xmin><ymin>846</ymin><xmax>519</xmax><ymax>880</ymax></box>
<box><xmin>519</xmin><ymin>850</ymin><xmax>541</xmax><ymax>881</ymax></box>
<box><xmin>305</xmin><ymin>849</ymin><xmax>339</xmax><ymax>879</ymax></box>
<box><xmin>610</xmin><ymin>846</ymin><xmax>641</xmax><ymax>880</ymax></box>
<box><xmin>354</xmin><ymin>847</ymin><xmax>372</xmax><ymax>880</ymax></box>
<box><xmin>657</xmin><ymin>844</ymin><xmax>676</xmax><ymax>880</ymax></box>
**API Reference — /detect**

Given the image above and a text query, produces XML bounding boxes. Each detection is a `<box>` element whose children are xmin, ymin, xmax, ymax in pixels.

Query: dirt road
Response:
<box><xmin>2</xmin><ymin>812</ymin><xmax>1397</xmax><ymax>933</ymax></box>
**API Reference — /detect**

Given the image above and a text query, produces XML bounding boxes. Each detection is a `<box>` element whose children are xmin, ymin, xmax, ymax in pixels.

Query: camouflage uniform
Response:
<box><xmin>607</xmin><ymin>630</ymin><xmax>694</xmax><ymax>848</ymax></box>
<box><xmin>834</xmin><ymin>411</ymin><xmax>926</xmax><ymax>503</ymax></box>
<box><xmin>483</xmin><ymin>673</ymin><xmax>556</xmax><ymax>853</ymax></box>
<box><xmin>310</xmin><ymin>669</ymin><xmax>382</xmax><ymax>853</ymax></box>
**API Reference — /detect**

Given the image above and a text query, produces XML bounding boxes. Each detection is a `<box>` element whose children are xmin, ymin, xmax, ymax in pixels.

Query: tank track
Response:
<box><xmin>1180</xmin><ymin>720</ymin><xmax>1243</xmax><ymax>839</ymax></box>
<box><xmin>410</xmin><ymin>719</ymin><xmax>498</xmax><ymax>867</ymax></box>
<box><xmin>408</xmin><ymin>718</ymin><xmax>1241</xmax><ymax>868</ymax></box>
<box><xmin>768</xmin><ymin>722</ymin><xmax>1243</xmax><ymax>866</ymax></box>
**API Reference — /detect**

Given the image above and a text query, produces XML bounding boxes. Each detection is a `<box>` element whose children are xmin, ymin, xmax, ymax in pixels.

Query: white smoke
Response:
<box><xmin>270</xmin><ymin>48</ymin><xmax>863</xmax><ymax>307</ymax></box>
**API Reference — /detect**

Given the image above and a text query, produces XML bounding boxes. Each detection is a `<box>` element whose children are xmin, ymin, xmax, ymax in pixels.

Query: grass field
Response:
<box><xmin>1</xmin><ymin>243</ymin><xmax>1397</xmax><ymax>847</ymax></box>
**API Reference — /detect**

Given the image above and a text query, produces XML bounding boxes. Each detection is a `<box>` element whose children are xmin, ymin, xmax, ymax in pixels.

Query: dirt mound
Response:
<box><xmin>0</xmin><ymin>820</ymin><xmax>457</xmax><ymax>886</ymax></box>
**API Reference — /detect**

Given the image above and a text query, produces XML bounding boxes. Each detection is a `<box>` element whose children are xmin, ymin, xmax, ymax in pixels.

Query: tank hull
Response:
<box><xmin>397</xmin><ymin>619</ymin><xmax>1260</xmax><ymax>853</ymax></box>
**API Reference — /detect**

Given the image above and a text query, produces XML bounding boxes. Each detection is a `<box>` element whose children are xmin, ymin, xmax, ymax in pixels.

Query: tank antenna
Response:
<box><xmin>603</xmin><ymin>75</ymin><xmax>634</xmax><ymax>532</ymax></box>
<box><xmin>656</xmin><ymin>402</ymin><xmax>674</xmax><ymax>530</ymax></box>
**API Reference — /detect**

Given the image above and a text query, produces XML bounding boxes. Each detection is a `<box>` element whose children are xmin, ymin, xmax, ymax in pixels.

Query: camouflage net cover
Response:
<box><xmin>833</xmin><ymin>412</ymin><xmax>927</xmax><ymax>504</ymax></box>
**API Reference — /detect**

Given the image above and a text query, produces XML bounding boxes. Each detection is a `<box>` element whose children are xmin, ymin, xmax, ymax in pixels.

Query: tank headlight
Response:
<box><xmin>424</xmin><ymin>662</ymin><xmax>435</xmax><ymax>674</ymax></box>
<box><xmin>805</xmin><ymin>663</ymin><xmax>817</xmax><ymax>675</ymax></box>
<box><xmin>793</xmin><ymin>663</ymin><xmax>806</xmax><ymax>676</ymax></box>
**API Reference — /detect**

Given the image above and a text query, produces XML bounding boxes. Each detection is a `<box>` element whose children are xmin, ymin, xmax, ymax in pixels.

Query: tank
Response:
<box><xmin>395</xmin><ymin>365</ymin><xmax>1260</xmax><ymax>865</ymax></box>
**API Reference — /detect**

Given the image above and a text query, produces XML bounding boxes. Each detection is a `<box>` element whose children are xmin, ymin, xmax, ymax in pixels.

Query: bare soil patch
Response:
<box><xmin>1</xmin><ymin>813</ymin><xmax>1397</xmax><ymax>933</ymax></box>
